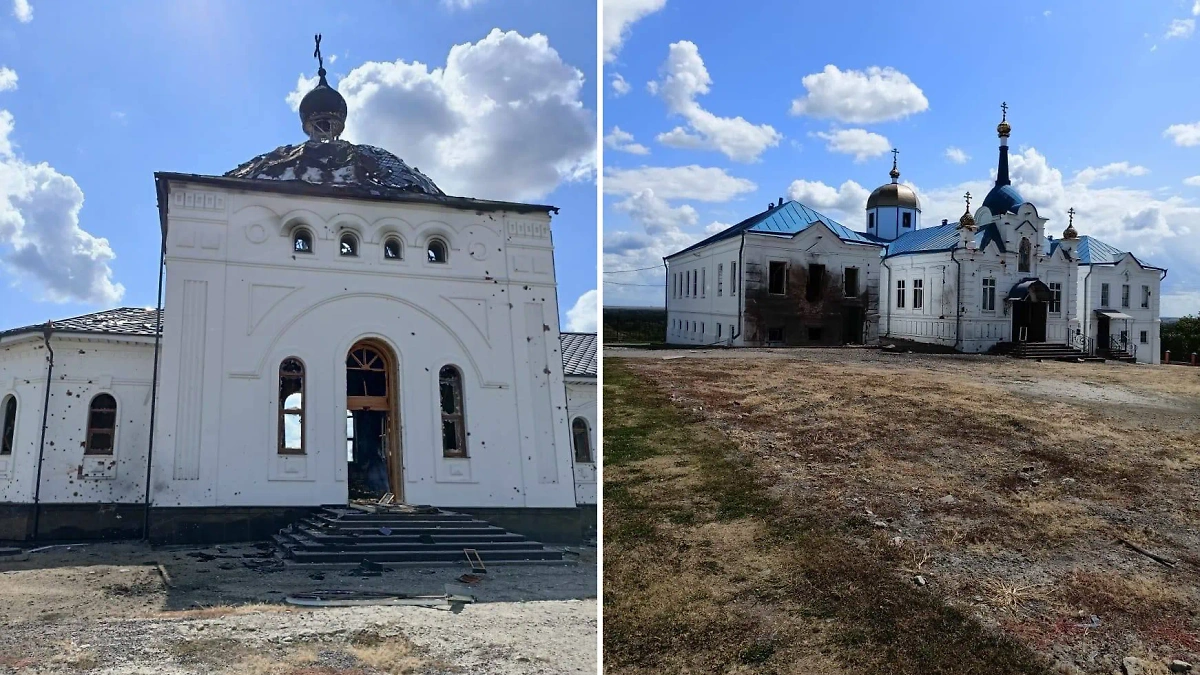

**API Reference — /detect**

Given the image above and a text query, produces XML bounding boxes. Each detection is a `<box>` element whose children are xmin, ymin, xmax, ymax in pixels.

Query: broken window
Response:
<box><xmin>384</xmin><ymin>237</ymin><xmax>403</xmax><ymax>260</ymax></box>
<box><xmin>279</xmin><ymin>358</ymin><xmax>305</xmax><ymax>455</ymax></box>
<box><xmin>1141</xmin><ymin>285</ymin><xmax>1150</xmax><ymax>308</ymax></box>
<box><xmin>428</xmin><ymin>239</ymin><xmax>448</xmax><ymax>263</ymax></box>
<box><xmin>1121</xmin><ymin>284</ymin><xmax>1130</xmax><ymax>308</ymax></box>
<box><xmin>913</xmin><ymin>279</ymin><xmax>924</xmax><ymax>310</ymax></box>
<box><xmin>844</xmin><ymin>268</ymin><xmax>859</xmax><ymax>297</ymax></box>
<box><xmin>896</xmin><ymin>280</ymin><xmax>906</xmax><ymax>309</ymax></box>
<box><xmin>806</xmin><ymin>264</ymin><xmax>825</xmax><ymax>302</ymax></box>
<box><xmin>572</xmin><ymin>417</ymin><xmax>592</xmax><ymax>463</ymax></box>
<box><xmin>1049</xmin><ymin>282</ymin><xmax>1062</xmax><ymax>313</ymax></box>
<box><xmin>1</xmin><ymin>395</ymin><xmax>15</xmax><ymax>455</ymax></box>
<box><xmin>439</xmin><ymin>366</ymin><xmax>467</xmax><ymax>458</ymax></box>
<box><xmin>85</xmin><ymin>393</ymin><xmax>117</xmax><ymax>455</ymax></box>
<box><xmin>1018</xmin><ymin>238</ymin><xmax>1031</xmax><ymax>272</ymax></box>
<box><xmin>766</xmin><ymin>327</ymin><xmax>784</xmax><ymax>342</ymax></box>
<box><xmin>768</xmin><ymin>261</ymin><xmax>786</xmax><ymax>295</ymax></box>
<box><xmin>982</xmin><ymin>278</ymin><xmax>996</xmax><ymax>311</ymax></box>
<box><xmin>293</xmin><ymin>229</ymin><xmax>313</xmax><ymax>254</ymax></box>
<box><xmin>1140</xmin><ymin>330</ymin><xmax>1149</xmax><ymax>344</ymax></box>
<box><xmin>717</xmin><ymin>264</ymin><xmax>724</xmax><ymax>296</ymax></box>
<box><xmin>902</xmin><ymin>212</ymin><xmax>912</xmax><ymax>228</ymax></box>
<box><xmin>339</xmin><ymin>232</ymin><xmax>359</xmax><ymax>257</ymax></box>
<box><xmin>346</xmin><ymin>347</ymin><xmax>388</xmax><ymax>397</ymax></box>
<box><xmin>346</xmin><ymin>409</ymin><xmax>355</xmax><ymax>462</ymax></box>
<box><xmin>807</xmin><ymin>326</ymin><xmax>823</xmax><ymax>341</ymax></box>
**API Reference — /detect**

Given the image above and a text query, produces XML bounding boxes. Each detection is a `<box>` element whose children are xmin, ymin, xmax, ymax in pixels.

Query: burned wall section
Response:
<box><xmin>744</xmin><ymin>262</ymin><xmax>869</xmax><ymax>346</ymax></box>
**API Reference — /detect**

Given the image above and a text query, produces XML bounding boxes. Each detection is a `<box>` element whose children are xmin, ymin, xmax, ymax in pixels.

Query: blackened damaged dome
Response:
<box><xmin>224</xmin><ymin>140</ymin><xmax>445</xmax><ymax>197</ymax></box>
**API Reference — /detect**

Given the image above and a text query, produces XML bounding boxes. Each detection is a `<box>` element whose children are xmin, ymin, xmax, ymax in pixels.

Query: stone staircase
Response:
<box><xmin>1102</xmin><ymin>347</ymin><xmax>1138</xmax><ymax>363</ymax></box>
<box><xmin>272</xmin><ymin>505</ymin><xmax>565</xmax><ymax>565</ymax></box>
<box><xmin>1006</xmin><ymin>341</ymin><xmax>1104</xmax><ymax>362</ymax></box>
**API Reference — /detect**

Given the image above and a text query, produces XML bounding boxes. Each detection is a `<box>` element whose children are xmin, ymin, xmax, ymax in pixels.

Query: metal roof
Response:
<box><xmin>559</xmin><ymin>332</ymin><xmax>597</xmax><ymax>378</ymax></box>
<box><xmin>668</xmin><ymin>200</ymin><xmax>881</xmax><ymax>260</ymax></box>
<box><xmin>1</xmin><ymin>307</ymin><xmax>594</xmax><ymax>377</ymax></box>
<box><xmin>1075</xmin><ymin>235</ymin><xmax>1165</xmax><ymax>270</ymax></box>
<box><xmin>225</xmin><ymin>140</ymin><xmax>446</xmax><ymax>198</ymax></box>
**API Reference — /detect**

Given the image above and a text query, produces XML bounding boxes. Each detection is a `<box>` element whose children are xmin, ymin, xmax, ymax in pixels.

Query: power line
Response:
<box><xmin>603</xmin><ymin>264</ymin><xmax>665</xmax><ymax>274</ymax></box>
<box><xmin>603</xmin><ymin>280</ymin><xmax>663</xmax><ymax>287</ymax></box>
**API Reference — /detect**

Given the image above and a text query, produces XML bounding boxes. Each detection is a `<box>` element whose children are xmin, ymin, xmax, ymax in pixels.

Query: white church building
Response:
<box><xmin>0</xmin><ymin>41</ymin><xmax>596</xmax><ymax>544</ymax></box>
<box><xmin>665</xmin><ymin>109</ymin><xmax>1166</xmax><ymax>364</ymax></box>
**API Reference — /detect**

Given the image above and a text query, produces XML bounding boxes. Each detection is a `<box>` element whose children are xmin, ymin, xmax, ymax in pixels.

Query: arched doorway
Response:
<box><xmin>346</xmin><ymin>340</ymin><xmax>402</xmax><ymax>502</ymax></box>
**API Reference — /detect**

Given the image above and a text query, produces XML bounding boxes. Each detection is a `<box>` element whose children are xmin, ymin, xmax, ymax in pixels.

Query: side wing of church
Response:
<box><xmin>665</xmin><ymin>109</ymin><xmax>1166</xmax><ymax>365</ymax></box>
<box><xmin>0</xmin><ymin>42</ymin><xmax>596</xmax><ymax>544</ymax></box>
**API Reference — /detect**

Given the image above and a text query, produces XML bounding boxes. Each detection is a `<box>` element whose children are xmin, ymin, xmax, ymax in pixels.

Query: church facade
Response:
<box><xmin>665</xmin><ymin>111</ymin><xmax>1166</xmax><ymax>364</ymax></box>
<box><xmin>0</xmin><ymin>46</ymin><xmax>596</xmax><ymax>543</ymax></box>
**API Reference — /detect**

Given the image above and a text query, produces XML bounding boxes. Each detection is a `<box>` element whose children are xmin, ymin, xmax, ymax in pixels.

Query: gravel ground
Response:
<box><xmin>0</xmin><ymin>541</ymin><xmax>597</xmax><ymax>674</ymax></box>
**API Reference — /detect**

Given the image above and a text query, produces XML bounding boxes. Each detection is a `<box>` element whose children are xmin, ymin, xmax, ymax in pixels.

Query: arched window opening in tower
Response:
<box><xmin>384</xmin><ymin>237</ymin><xmax>403</xmax><ymax>260</ymax></box>
<box><xmin>293</xmin><ymin>229</ymin><xmax>314</xmax><ymax>254</ymax></box>
<box><xmin>572</xmin><ymin>417</ymin><xmax>592</xmax><ymax>463</ymax></box>
<box><xmin>279</xmin><ymin>358</ymin><xmax>305</xmax><ymax>455</ymax></box>
<box><xmin>1019</xmin><ymin>238</ymin><xmax>1032</xmax><ymax>273</ymax></box>
<box><xmin>428</xmin><ymin>239</ymin><xmax>448</xmax><ymax>264</ymax></box>
<box><xmin>85</xmin><ymin>394</ymin><xmax>117</xmax><ymax>455</ymax></box>
<box><xmin>340</xmin><ymin>232</ymin><xmax>359</xmax><ymax>257</ymax></box>
<box><xmin>1</xmin><ymin>395</ymin><xmax>16</xmax><ymax>455</ymax></box>
<box><xmin>439</xmin><ymin>366</ymin><xmax>466</xmax><ymax>457</ymax></box>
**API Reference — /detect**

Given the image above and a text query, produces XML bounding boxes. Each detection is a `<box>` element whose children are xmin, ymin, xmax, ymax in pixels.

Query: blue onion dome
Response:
<box><xmin>981</xmin><ymin>183</ymin><xmax>1024</xmax><ymax>215</ymax></box>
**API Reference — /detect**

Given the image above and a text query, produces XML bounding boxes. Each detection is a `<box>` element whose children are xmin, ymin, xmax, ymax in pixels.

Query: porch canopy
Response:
<box><xmin>1006</xmin><ymin>278</ymin><xmax>1052</xmax><ymax>302</ymax></box>
<box><xmin>1095</xmin><ymin>309</ymin><xmax>1133</xmax><ymax>320</ymax></box>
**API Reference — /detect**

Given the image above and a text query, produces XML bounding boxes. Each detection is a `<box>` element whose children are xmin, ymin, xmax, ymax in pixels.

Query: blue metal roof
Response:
<box><xmin>982</xmin><ymin>184</ymin><xmax>1025</xmax><ymax>215</ymax></box>
<box><xmin>667</xmin><ymin>200</ymin><xmax>880</xmax><ymax>259</ymax></box>
<box><xmin>1074</xmin><ymin>235</ymin><xmax>1124</xmax><ymax>264</ymax></box>
<box><xmin>884</xmin><ymin>221</ymin><xmax>963</xmax><ymax>256</ymax></box>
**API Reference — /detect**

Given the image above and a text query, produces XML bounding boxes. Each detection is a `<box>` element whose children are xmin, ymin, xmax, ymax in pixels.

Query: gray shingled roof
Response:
<box><xmin>560</xmin><ymin>332</ymin><xmax>597</xmax><ymax>378</ymax></box>
<box><xmin>2</xmin><ymin>308</ymin><xmax>600</xmax><ymax>378</ymax></box>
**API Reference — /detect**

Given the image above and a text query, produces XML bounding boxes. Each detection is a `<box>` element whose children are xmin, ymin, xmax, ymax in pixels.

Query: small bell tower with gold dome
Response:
<box><xmin>865</xmin><ymin>148</ymin><xmax>921</xmax><ymax>241</ymax></box>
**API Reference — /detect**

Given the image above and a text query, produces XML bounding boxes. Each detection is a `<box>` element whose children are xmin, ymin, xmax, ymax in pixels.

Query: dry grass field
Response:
<box><xmin>604</xmin><ymin>349</ymin><xmax>1200</xmax><ymax>674</ymax></box>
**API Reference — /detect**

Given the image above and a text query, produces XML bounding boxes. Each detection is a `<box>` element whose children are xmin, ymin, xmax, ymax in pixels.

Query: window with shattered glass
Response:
<box><xmin>384</xmin><ymin>237</ymin><xmax>402</xmax><ymax>260</ymax></box>
<box><xmin>428</xmin><ymin>239</ymin><xmax>448</xmax><ymax>263</ymax></box>
<box><xmin>572</xmin><ymin>417</ymin><xmax>591</xmax><ymax>463</ymax></box>
<box><xmin>439</xmin><ymin>366</ymin><xmax>466</xmax><ymax>457</ymax></box>
<box><xmin>293</xmin><ymin>230</ymin><xmax>313</xmax><ymax>254</ymax></box>
<box><xmin>279</xmin><ymin>358</ymin><xmax>305</xmax><ymax>454</ymax></box>
<box><xmin>85</xmin><ymin>394</ymin><xmax>117</xmax><ymax>455</ymax></box>
<box><xmin>1</xmin><ymin>395</ymin><xmax>16</xmax><ymax>455</ymax></box>
<box><xmin>340</xmin><ymin>233</ymin><xmax>358</xmax><ymax>257</ymax></box>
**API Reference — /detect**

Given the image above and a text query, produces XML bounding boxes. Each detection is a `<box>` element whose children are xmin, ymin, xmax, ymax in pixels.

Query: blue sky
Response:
<box><xmin>602</xmin><ymin>0</ymin><xmax>1200</xmax><ymax>315</ymax></box>
<box><xmin>0</xmin><ymin>0</ymin><xmax>597</xmax><ymax>331</ymax></box>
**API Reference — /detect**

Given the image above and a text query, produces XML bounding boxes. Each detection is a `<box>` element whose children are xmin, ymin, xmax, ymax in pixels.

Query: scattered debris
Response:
<box><xmin>463</xmin><ymin>549</ymin><xmax>487</xmax><ymax>575</ymax></box>
<box><xmin>1170</xmin><ymin>661</ymin><xmax>1193</xmax><ymax>674</ymax></box>
<box><xmin>1118</xmin><ymin>538</ymin><xmax>1177</xmax><ymax>568</ymax></box>
<box><xmin>27</xmin><ymin>543</ymin><xmax>89</xmax><ymax>554</ymax></box>
<box><xmin>155</xmin><ymin>563</ymin><xmax>174</xmax><ymax>589</ymax></box>
<box><xmin>1075</xmin><ymin>614</ymin><xmax>1100</xmax><ymax>629</ymax></box>
<box><xmin>378</xmin><ymin>526</ymin><xmax>393</xmax><ymax>536</ymax></box>
<box><xmin>283</xmin><ymin>585</ymin><xmax>474</xmax><ymax>611</ymax></box>
<box><xmin>457</xmin><ymin>573</ymin><xmax>483</xmax><ymax>585</ymax></box>
<box><xmin>938</xmin><ymin>494</ymin><xmax>957</xmax><ymax>505</ymax></box>
<box><xmin>913</xmin><ymin>575</ymin><xmax>927</xmax><ymax>586</ymax></box>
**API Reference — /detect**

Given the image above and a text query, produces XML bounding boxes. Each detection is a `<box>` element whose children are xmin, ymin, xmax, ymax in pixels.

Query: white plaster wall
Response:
<box><xmin>867</xmin><ymin>205</ymin><xmax>920</xmax><ymax>242</ymax></box>
<box><xmin>0</xmin><ymin>336</ymin><xmax>155</xmax><ymax>504</ymax></box>
<box><xmin>565</xmin><ymin>379</ymin><xmax>596</xmax><ymax>505</ymax></box>
<box><xmin>666</xmin><ymin>237</ymin><xmax>742</xmax><ymax>345</ymax></box>
<box><xmin>152</xmin><ymin>181</ymin><xmax>577</xmax><ymax>510</ymax></box>
<box><xmin>1079</xmin><ymin>261</ymin><xmax>1162</xmax><ymax>364</ymax></box>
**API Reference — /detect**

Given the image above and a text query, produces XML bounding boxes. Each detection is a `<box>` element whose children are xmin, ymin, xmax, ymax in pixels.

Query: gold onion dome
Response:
<box><xmin>1062</xmin><ymin>207</ymin><xmax>1079</xmax><ymax>240</ymax></box>
<box><xmin>957</xmin><ymin>191</ymin><xmax>975</xmax><ymax>230</ymax></box>
<box><xmin>997</xmin><ymin>101</ymin><xmax>1011</xmax><ymax>137</ymax></box>
<box><xmin>867</xmin><ymin>149</ymin><xmax>920</xmax><ymax>209</ymax></box>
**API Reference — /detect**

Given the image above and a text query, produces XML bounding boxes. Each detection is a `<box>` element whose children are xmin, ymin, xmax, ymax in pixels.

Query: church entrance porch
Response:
<box><xmin>345</xmin><ymin>341</ymin><xmax>402</xmax><ymax>502</ymax></box>
<box><xmin>1007</xmin><ymin>279</ymin><xmax>1050</xmax><ymax>343</ymax></box>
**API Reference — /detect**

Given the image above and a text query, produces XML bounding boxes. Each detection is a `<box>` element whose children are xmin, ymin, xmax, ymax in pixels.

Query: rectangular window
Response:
<box><xmin>768</xmin><ymin>261</ymin><xmax>787</xmax><ymax>295</ymax></box>
<box><xmin>912</xmin><ymin>279</ymin><xmax>924</xmax><ymax>310</ymax></box>
<box><xmin>1048</xmin><ymin>282</ymin><xmax>1062</xmax><ymax>313</ymax></box>
<box><xmin>717</xmin><ymin>323</ymin><xmax>722</xmax><ymax>338</ymax></box>
<box><xmin>982</xmin><ymin>278</ymin><xmax>996</xmax><ymax>311</ymax></box>
<box><xmin>692</xmin><ymin>270</ymin><xmax>697</xmax><ymax>297</ymax></box>
<box><xmin>1140</xmin><ymin>330</ymin><xmax>1148</xmax><ymax>344</ymax></box>
<box><xmin>844</xmin><ymin>268</ymin><xmax>859</xmax><ymax>297</ymax></box>
<box><xmin>1101</xmin><ymin>283</ymin><xmax>1110</xmax><ymax>307</ymax></box>
<box><xmin>902</xmin><ymin>212</ymin><xmax>912</xmax><ymax>228</ymax></box>
<box><xmin>717</xmin><ymin>263</ymin><xmax>724</xmax><ymax>296</ymax></box>
<box><xmin>806</xmin><ymin>264</ymin><xmax>825</xmax><ymax>301</ymax></box>
<box><xmin>868</xmin><ymin>213</ymin><xmax>875</xmax><ymax>230</ymax></box>
<box><xmin>1141</xmin><ymin>285</ymin><xmax>1150</xmax><ymax>308</ymax></box>
<box><xmin>1121</xmin><ymin>284</ymin><xmax>1130</xmax><ymax>308</ymax></box>
<box><xmin>731</xmin><ymin>262</ymin><xmax>738</xmax><ymax>296</ymax></box>
<box><xmin>701</xmin><ymin>268</ymin><xmax>706</xmax><ymax>298</ymax></box>
<box><xmin>674</xmin><ymin>273</ymin><xmax>680</xmax><ymax>298</ymax></box>
<box><xmin>767</xmin><ymin>327</ymin><xmax>784</xmax><ymax>342</ymax></box>
<box><xmin>808</xmin><ymin>326</ymin><xmax>823</xmax><ymax>341</ymax></box>
<box><xmin>700</xmin><ymin>322</ymin><xmax>705</xmax><ymax>335</ymax></box>
<box><xmin>896</xmin><ymin>280</ymin><xmax>906</xmax><ymax>308</ymax></box>
<box><xmin>729</xmin><ymin>324</ymin><xmax>735</xmax><ymax>339</ymax></box>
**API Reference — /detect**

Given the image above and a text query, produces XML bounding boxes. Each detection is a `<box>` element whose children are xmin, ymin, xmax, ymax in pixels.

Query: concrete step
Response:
<box><xmin>285</xmin><ymin>547</ymin><xmax>564</xmax><ymax>564</ymax></box>
<box><xmin>294</xmin><ymin>526</ymin><xmax>529</xmax><ymax>545</ymax></box>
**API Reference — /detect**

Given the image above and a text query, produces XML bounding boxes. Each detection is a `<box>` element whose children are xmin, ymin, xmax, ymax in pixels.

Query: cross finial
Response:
<box><xmin>1068</xmin><ymin>207</ymin><xmax>1075</xmax><ymax>224</ymax></box>
<box><xmin>1000</xmin><ymin>101</ymin><xmax>1008</xmax><ymax>121</ymax></box>
<box><xmin>314</xmin><ymin>33</ymin><xmax>324</xmax><ymax>74</ymax></box>
<box><xmin>964</xmin><ymin>191</ymin><xmax>972</xmax><ymax>212</ymax></box>
<box><xmin>891</xmin><ymin>148</ymin><xmax>899</xmax><ymax>166</ymax></box>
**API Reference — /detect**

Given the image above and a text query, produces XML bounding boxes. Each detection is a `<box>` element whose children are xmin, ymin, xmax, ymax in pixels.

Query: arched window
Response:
<box><xmin>383</xmin><ymin>236</ymin><xmax>403</xmax><ymax>260</ymax></box>
<box><xmin>85</xmin><ymin>394</ymin><xmax>117</xmax><ymax>455</ymax></box>
<box><xmin>439</xmin><ymin>366</ymin><xmax>466</xmax><ymax>457</ymax></box>
<box><xmin>572</xmin><ymin>417</ymin><xmax>592</xmax><ymax>463</ymax></box>
<box><xmin>1</xmin><ymin>395</ymin><xmax>16</xmax><ymax>456</ymax></box>
<box><xmin>339</xmin><ymin>232</ymin><xmax>359</xmax><ymax>257</ymax></box>
<box><xmin>293</xmin><ymin>229</ymin><xmax>314</xmax><ymax>254</ymax></box>
<box><xmin>279</xmin><ymin>358</ymin><xmax>305</xmax><ymax>455</ymax></box>
<box><xmin>1019</xmin><ymin>238</ymin><xmax>1032</xmax><ymax>273</ymax></box>
<box><xmin>427</xmin><ymin>239</ymin><xmax>448</xmax><ymax>264</ymax></box>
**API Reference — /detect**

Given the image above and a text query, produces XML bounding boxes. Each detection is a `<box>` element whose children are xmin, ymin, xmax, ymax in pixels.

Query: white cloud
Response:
<box><xmin>610</xmin><ymin>72</ymin><xmax>631</xmax><ymax>96</ymax></box>
<box><xmin>604</xmin><ymin>165</ymin><xmax>756</xmax><ymax>201</ymax></box>
<box><xmin>1165</xmin><ymin>18</ymin><xmax>1195</xmax><ymax>38</ymax></box>
<box><xmin>1162</xmin><ymin>291</ymin><xmax>1200</xmax><ymax>317</ymax></box>
<box><xmin>441</xmin><ymin>0</ymin><xmax>484</xmax><ymax>7</ymax></box>
<box><xmin>705</xmin><ymin>221</ymin><xmax>730</xmax><ymax>234</ymax></box>
<box><xmin>789</xmin><ymin>65</ymin><xmax>928</xmax><ymax>123</ymax></box>
<box><xmin>0</xmin><ymin>67</ymin><xmax>16</xmax><ymax>92</ymax></box>
<box><xmin>945</xmin><ymin>146</ymin><xmax>969</xmax><ymax>164</ymax></box>
<box><xmin>650</xmin><ymin>41</ymin><xmax>781</xmax><ymax>162</ymax></box>
<box><xmin>1164</xmin><ymin>121</ymin><xmax>1200</xmax><ymax>147</ymax></box>
<box><xmin>603</xmin><ymin>0</ymin><xmax>667</xmax><ymax>62</ymax></box>
<box><xmin>1072</xmin><ymin>162</ymin><xmax>1149</xmax><ymax>185</ymax></box>
<box><xmin>813</xmin><ymin>128</ymin><xmax>890</xmax><ymax>162</ymax></box>
<box><xmin>0</xmin><ymin>110</ymin><xmax>125</xmax><ymax>304</ymax></box>
<box><xmin>604</xmin><ymin>188</ymin><xmax>705</xmax><ymax>306</ymax></box>
<box><xmin>1183</xmin><ymin>175</ymin><xmax>1200</xmax><ymax>187</ymax></box>
<box><xmin>11</xmin><ymin>0</ymin><xmax>30</xmax><ymax>23</ymax></box>
<box><xmin>565</xmin><ymin>289</ymin><xmax>598</xmax><ymax>332</ymax></box>
<box><xmin>605</xmin><ymin>126</ymin><xmax>649</xmax><ymax>155</ymax></box>
<box><xmin>285</xmin><ymin>29</ymin><xmax>595</xmax><ymax>202</ymax></box>
<box><xmin>786</xmin><ymin>179</ymin><xmax>871</xmax><ymax>222</ymax></box>
<box><xmin>1194</xmin><ymin>0</ymin><xmax>1200</xmax><ymax>15</ymax></box>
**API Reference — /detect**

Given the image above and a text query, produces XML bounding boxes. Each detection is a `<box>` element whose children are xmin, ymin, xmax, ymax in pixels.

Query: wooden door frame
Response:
<box><xmin>346</xmin><ymin>338</ymin><xmax>402</xmax><ymax>501</ymax></box>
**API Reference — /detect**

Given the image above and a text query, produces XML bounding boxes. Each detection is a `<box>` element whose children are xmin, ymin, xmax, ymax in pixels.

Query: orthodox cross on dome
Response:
<box><xmin>889</xmin><ymin>148</ymin><xmax>900</xmax><ymax>182</ymax></box>
<box><xmin>1068</xmin><ymin>207</ymin><xmax>1075</xmax><ymax>223</ymax></box>
<box><xmin>314</xmin><ymin>33</ymin><xmax>325</xmax><ymax>74</ymax></box>
<box><xmin>1001</xmin><ymin>101</ymin><xmax>1008</xmax><ymax>122</ymax></box>
<box><xmin>963</xmin><ymin>191</ymin><xmax>971</xmax><ymax>212</ymax></box>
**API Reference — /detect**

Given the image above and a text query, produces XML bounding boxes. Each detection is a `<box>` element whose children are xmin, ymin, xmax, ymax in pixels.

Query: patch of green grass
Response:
<box><xmin>603</xmin><ymin>358</ymin><xmax>1053</xmax><ymax>675</ymax></box>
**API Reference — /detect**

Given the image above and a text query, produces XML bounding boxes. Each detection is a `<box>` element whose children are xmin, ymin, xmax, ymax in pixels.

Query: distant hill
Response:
<box><xmin>604</xmin><ymin>306</ymin><xmax>666</xmax><ymax>344</ymax></box>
